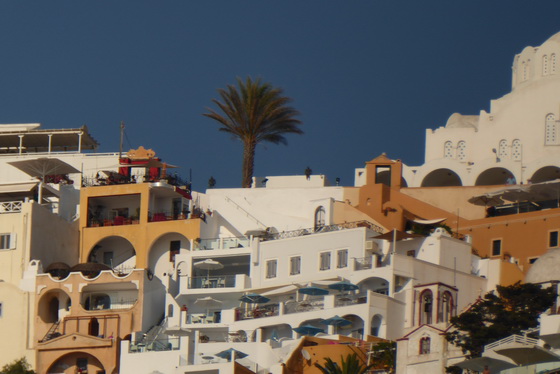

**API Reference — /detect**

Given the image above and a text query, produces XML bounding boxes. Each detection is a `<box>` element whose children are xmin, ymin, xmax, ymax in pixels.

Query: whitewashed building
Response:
<box><xmin>119</xmin><ymin>176</ymin><xmax>492</xmax><ymax>374</ymax></box>
<box><xmin>355</xmin><ymin>32</ymin><xmax>560</xmax><ymax>189</ymax></box>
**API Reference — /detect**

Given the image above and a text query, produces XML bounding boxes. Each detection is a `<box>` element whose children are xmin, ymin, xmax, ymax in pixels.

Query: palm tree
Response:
<box><xmin>314</xmin><ymin>353</ymin><xmax>373</xmax><ymax>374</ymax></box>
<box><xmin>204</xmin><ymin>77</ymin><xmax>303</xmax><ymax>188</ymax></box>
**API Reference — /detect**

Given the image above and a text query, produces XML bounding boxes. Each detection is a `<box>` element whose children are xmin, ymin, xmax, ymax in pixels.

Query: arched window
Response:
<box><xmin>168</xmin><ymin>304</ymin><xmax>174</xmax><ymax>318</ymax></box>
<box><xmin>546</xmin><ymin>114</ymin><xmax>558</xmax><ymax>145</ymax></box>
<box><xmin>498</xmin><ymin>139</ymin><xmax>508</xmax><ymax>159</ymax></box>
<box><xmin>444</xmin><ymin>141</ymin><xmax>454</xmax><ymax>158</ymax></box>
<box><xmin>512</xmin><ymin>140</ymin><xmax>522</xmax><ymax>161</ymax></box>
<box><xmin>543</xmin><ymin>55</ymin><xmax>549</xmax><ymax>76</ymax></box>
<box><xmin>552</xmin><ymin>54</ymin><xmax>557</xmax><ymax>74</ymax></box>
<box><xmin>456</xmin><ymin>141</ymin><xmax>467</xmax><ymax>161</ymax></box>
<box><xmin>420</xmin><ymin>290</ymin><xmax>433</xmax><ymax>325</ymax></box>
<box><xmin>441</xmin><ymin>292</ymin><xmax>453</xmax><ymax>323</ymax></box>
<box><xmin>314</xmin><ymin>206</ymin><xmax>326</xmax><ymax>230</ymax></box>
<box><xmin>419</xmin><ymin>336</ymin><xmax>431</xmax><ymax>354</ymax></box>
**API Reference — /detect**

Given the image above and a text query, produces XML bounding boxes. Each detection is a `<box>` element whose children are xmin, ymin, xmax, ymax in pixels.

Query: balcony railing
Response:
<box><xmin>485</xmin><ymin>334</ymin><xmax>540</xmax><ymax>351</ymax></box>
<box><xmin>197</xmin><ymin>237</ymin><xmax>250</xmax><ymax>251</ymax></box>
<box><xmin>149</xmin><ymin>211</ymin><xmax>189</xmax><ymax>222</ymax></box>
<box><xmin>354</xmin><ymin>256</ymin><xmax>373</xmax><ymax>270</ymax></box>
<box><xmin>83</xmin><ymin>297</ymin><xmax>138</xmax><ymax>311</ymax></box>
<box><xmin>188</xmin><ymin>275</ymin><xmax>236</xmax><ymax>289</ymax></box>
<box><xmin>129</xmin><ymin>337</ymin><xmax>180</xmax><ymax>353</ymax></box>
<box><xmin>0</xmin><ymin>201</ymin><xmax>22</xmax><ymax>213</ymax></box>
<box><xmin>265</xmin><ymin>220</ymin><xmax>384</xmax><ymax>241</ymax></box>
<box><xmin>236</xmin><ymin>303</ymin><xmax>280</xmax><ymax>320</ymax></box>
<box><xmin>284</xmin><ymin>299</ymin><xmax>325</xmax><ymax>314</ymax></box>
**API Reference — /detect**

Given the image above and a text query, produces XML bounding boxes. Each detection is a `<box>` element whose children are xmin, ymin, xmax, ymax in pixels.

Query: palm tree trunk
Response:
<box><xmin>242</xmin><ymin>140</ymin><xmax>257</xmax><ymax>188</ymax></box>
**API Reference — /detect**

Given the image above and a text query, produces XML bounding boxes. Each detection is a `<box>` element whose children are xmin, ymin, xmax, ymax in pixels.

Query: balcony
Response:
<box><xmin>148</xmin><ymin>211</ymin><xmax>189</xmax><ymax>223</ymax></box>
<box><xmin>129</xmin><ymin>337</ymin><xmax>180</xmax><ymax>353</ymax></box>
<box><xmin>196</xmin><ymin>237</ymin><xmax>250</xmax><ymax>251</ymax></box>
<box><xmin>187</xmin><ymin>275</ymin><xmax>236</xmax><ymax>289</ymax></box>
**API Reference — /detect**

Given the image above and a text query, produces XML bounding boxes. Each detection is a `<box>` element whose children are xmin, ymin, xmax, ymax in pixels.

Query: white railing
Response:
<box><xmin>0</xmin><ymin>201</ymin><xmax>22</xmax><ymax>213</ymax></box>
<box><xmin>485</xmin><ymin>334</ymin><xmax>539</xmax><ymax>351</ymax></box>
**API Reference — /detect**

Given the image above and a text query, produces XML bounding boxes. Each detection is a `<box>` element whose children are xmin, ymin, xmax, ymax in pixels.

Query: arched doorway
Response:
<box><xmin>371</xmin><ymin>314</ymin><xmax>383</xmax><ymax>337</ymax></box>
<box><xmin>47</xmin><ymin>352</ymin><xmax>105</xmax><ymax>374</ymax></box>
<box><xmin>531</xmin><ymin>166</ymin><xmax>560</xmax><ymax>183</ymax></box>
<box><xmin>421</xmin><ymin>169</ymin><xmax>462</xmax><ymax>187</ymax></box>
<box><xmin>475</xmin><ymin>168</ymin><xmax>514</xmax><ymax>186</ymax></box>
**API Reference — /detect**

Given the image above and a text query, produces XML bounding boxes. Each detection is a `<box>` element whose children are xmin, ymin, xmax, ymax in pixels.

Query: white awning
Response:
<box><xmin>410</xmin><ymin>218</ymin><xmax>447</xmax><ymax>225</ymax></box>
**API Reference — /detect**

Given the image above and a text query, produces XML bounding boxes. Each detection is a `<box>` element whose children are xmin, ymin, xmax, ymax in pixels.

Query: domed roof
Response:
<box><xmin>445</xmin><ymin>113</ymin><xmax>479</xmax><ymax>129</ymax></box>
<box><xmin>525</xmin><ymin>249</ymin><xmax>560</xmax><ymax>283</ymax></box>
<box><xmin>544</xmin><ymin>31</ymin><xmax>560</xmax><ymax>45</ymax></box>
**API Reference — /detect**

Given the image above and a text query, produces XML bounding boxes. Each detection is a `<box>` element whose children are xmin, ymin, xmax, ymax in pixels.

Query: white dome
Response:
<box><xmin>525</xmin><ymin>249</ymin><xmax>560</xmax><ymax>283</ymax></box>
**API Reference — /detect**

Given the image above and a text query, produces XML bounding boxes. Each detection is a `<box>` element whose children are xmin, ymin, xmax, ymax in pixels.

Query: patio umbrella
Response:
<box><xmin>239</xmin><ymin>293</ymin><xmax>270</xmax><ymax>304</ymax></box>
<box><xmin>215</xmin><ymin>348</ymin><xmax>248</xmax><ymax>361</ymax></box>
<box><xmin>454</xmin><ymin>356</ymin><xmax>516</xmax><ymax>372</ymax></box>
<box><xmin>320</xmin><ymin>315</ymin><xmax>352</xmax><ymax>327</ymax></box>
<box><xmin>468</xmin><ymin>194</ymin><xmax>505</xmax><ymax>207</ymax></box>
<box><xmin>293</xmin><ymin>324</ymin><xmax>324</xmax><ymax>336</ymax></box>
<box><xmin>194</xmin><ymin>296</ymin><xmax>222</xmax><ymax>318</ymax></box>
<box><xmin>45</xmin><ymin>262</ymin><xmax>71</xmax><ymax>279</ymax></box>
<box><xmin>298</xmin><ymin>286</ymin><xmax>329</xmax><ymax>296</ymax></box>
<box><xmin>194</xmin><ymin>259</ymin><xmax>224</xmax><ymax>283</ymax></box>
<box><xmin>70</xmin><ymin>262</ymin><xmax>111</xmax><ymax>278</ymax></box>
<box><xmin>328</xmin><ymin>281</ymin><xmax>359</xmax><ymax>292</ymax></box>
<box><xmin>9</xmin><ymin>158</ymin><xmax>80</xmax><ymax>203</ymax></box>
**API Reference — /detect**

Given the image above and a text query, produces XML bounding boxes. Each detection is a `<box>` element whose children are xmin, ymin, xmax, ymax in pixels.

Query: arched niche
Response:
<box><xmin>475</xmin><ymin>167</ymin><xmax>514</xmax><ymax>186</ymax></box>
<box><xmin>88</xmin><ymin>236</ymin><xmax>136</xmax><ymax>273</ymax></box>
<box><xmin>371</xmin><ymin>314</ymin><xmax>383</xmax><ymax>336</ymax></box>
<box><xmin>359</xmin><ymin>276</ymin><xmax>390</xmax><ymax>295</ymax></box>
<box><xmin>47</xmin><ymin>352</ymin><xmax>105</xmax><ymax>374</ymax></box>
<box><xmin>531</xmin><ymin>166</ymin><xmax>560</xmax><ymax>183</ymax></box>
<box><xmin>38</xmin><ymin>289</ymin><xmax>72</xmax><ymax>324</ymax></box>
<box><xmin>421</xmin><ymin>169</ymin><xmax>462</xmax><ymax>187</ymax></box>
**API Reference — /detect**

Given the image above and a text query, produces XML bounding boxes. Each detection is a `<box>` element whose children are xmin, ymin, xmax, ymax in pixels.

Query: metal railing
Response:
<box><xmin>265</xmin><ymin>220</ymin><xmax>384</xmax><ymax>241</ymax></box>
<box><xmin>83</xmin><ymin>298</ymin><xmax>138</xmax><ymax>311</ymax></box>
<box><xmin>224</xmin><ymin>196</ymin><xmax>267</xmax><ymax>228</ymax></box>
<box><xmin>148</xmin><ymin>211</ymin><xmax>189</xmax><ymax>222</ymax></box>
<box><xmin>0</xmin><ymin>201</ymin><xmax>22</xmax><ymax>213</ymax></box>
<box><xmin>129</xmin><ymin>337</ymin><xmax>180</xmax><ymax>353</ymax></box>
<box><xmin>236</xmin><ymin>303</ymin><xmax>280</xmax><ymax>320</ymax></box>
<box><xmin>188</xmin><ymin>275</ymin><xmax>236</xmax><ymax>289</ymax></box>
<box><xmin>354</xmin><ymin>256</ymin><xmax>373</xmax><ymax>270</ymax></box>
<box><xmin>484</xmin><ymin>334</ymin><xmax>539</xmax><ymax>351</ymax></box>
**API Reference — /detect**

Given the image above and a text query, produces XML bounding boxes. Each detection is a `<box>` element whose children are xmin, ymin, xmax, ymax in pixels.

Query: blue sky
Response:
<box><xmin>1</xmin><ymin>1</ymin><xmax>560</xmax><ymax>190</ymax></box>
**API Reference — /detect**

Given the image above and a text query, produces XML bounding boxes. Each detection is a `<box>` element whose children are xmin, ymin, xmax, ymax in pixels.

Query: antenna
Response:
<box><xmin>119</xmin><ymin>121</ymin><xmax>125</xmax><ymax>159</ymax></box>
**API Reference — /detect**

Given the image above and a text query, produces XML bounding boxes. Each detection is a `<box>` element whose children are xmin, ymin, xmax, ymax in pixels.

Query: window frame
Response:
<box><xmin>549</xmin><ymin>231</ymin><xmax>559</xmax><ymax>248</ymax></box>
<box><xmin>289</xmin><ymin>256</ymin><xmax>301</xmax><ymax>276</ymax></box>
<box><xmin>265</xmin><ymin>259</ymin><xmax>278</xmax><ymax>279</ymax></box>
<box><xmin>337</xmin><ymin>249</ymin><xmax>348</xmax><ymax>269</ymax></box>
<box><xmin>319</xmin><ymin>251</ymin><xmax>331</xmax><ymax>271</ymax></box>
<box><xmin>491</xmin><ymin>239</ymin><xmax>502</xmax><ymax>257</ymax></box>
<box><xmin>0</xmin><ymin>233</ymin><xmax>15</xmax><ymax>250</ymax></box>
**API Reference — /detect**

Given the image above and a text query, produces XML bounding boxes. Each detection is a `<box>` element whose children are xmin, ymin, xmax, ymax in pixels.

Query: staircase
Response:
<box><xmin>40</xmin><ymin>320</ymin><xmax>62</xmax><ymax>343</ymax></box>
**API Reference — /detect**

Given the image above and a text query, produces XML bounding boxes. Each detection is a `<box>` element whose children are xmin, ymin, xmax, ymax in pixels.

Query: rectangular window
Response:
<box><xmin>0</xmin><ymin>302</ymin><xmax>2</xmax><ymax>317</ymax></box>
<box><xmin>320</xmin><ymin>252</ymin><xmax>331</xmax><ymax>271</ymax></box>
<box><xmin>492</xmin><ymin>239</ymin><xmax>502</xmax><ymax>256</ymax></box>
<box><xmin>337</xmin><ymin>249</ymin><xmax>348</xmax><ymax>268</ymax></box>
<box><xmin>266</xmin><ymin>260</ymin><xmax>277</xmax><ymax>279</ymax></box>
<box><xmin>290</xmin><ymin>256</ymin><xmax>301</xmax><ymax>275</ymax></box>
<box><xmin>0</xmin><ymin>234</ymin><xmax>14</xmax><ymax>250</ymax></box>
<box><xmin>170</xmin><ymin>240</ymin><xmax>181</xmax><ymax>262</ymax></box>
<box><xmin>550</xmin><ymin>231</ymin><xmax>559</xmax><ymax>248</ymax></box>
